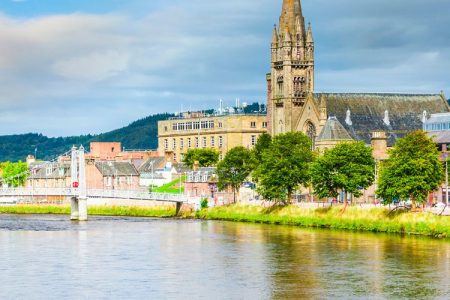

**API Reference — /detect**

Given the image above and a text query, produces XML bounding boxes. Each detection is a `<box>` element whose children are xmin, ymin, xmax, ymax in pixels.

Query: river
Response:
<box><xmin>0</xmin><ymin>215</ymin><xmax>449</xmax><ymax>299</ymax></box>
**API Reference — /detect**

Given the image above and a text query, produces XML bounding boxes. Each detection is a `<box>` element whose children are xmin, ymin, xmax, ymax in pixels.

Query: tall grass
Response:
<box><xmin>0</xmin><ymin>205</ymin><xmax>177</xmax><ymax>218</ymax></box>
<box><xmin>197</xmin><ymin>205</ymin><xmax>450</xmax><ymax>238</ymax></box>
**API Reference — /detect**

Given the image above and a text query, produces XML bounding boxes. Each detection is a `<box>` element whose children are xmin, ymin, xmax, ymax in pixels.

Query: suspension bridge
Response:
<box><xmin>0</xmin><ymin>145</ymin><xmax>190</xmax><ymax>221</ymax></box>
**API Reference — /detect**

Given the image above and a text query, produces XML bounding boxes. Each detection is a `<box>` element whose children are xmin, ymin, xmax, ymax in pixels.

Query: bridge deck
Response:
<box><xmin>0</xmin><ymin>188</ymin><xmax>188</xmax><ymax>203</ymax></box>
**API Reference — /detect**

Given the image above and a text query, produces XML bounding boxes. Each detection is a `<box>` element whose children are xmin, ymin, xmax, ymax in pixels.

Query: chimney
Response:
<box><xmin>26</xmin><ymin>155</ymin><xmax>36</xmax><ymax>165</ymax></box>
<box><xmin>193</xmin><ymin>160</ymin><xmax>200</xmax><ymax>171</ymax></box>
<box><xmin>371</xmin><ymin>131</ymin><xmax>388</xmax><ymax>160</ymax></box>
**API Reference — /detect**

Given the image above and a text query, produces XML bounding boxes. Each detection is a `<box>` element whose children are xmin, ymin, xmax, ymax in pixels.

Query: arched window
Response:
<box><xmin>305</xmin><ymin>121</ymin><xmax>316</xmax><ymax>150</ymax></box>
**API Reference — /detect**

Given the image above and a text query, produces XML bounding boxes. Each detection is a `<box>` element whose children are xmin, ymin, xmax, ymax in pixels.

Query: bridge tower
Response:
<box><xmin>70</xmin><ymin>145</ymin><xmax>88</xmax><ymax>221</ymax></box>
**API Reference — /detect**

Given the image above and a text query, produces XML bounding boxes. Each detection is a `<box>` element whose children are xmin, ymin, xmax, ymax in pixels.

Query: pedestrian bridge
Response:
<box><xmin>0</xmin><ymin>188</ymin><xmax>188</xmax><ymax>203</ymax></box>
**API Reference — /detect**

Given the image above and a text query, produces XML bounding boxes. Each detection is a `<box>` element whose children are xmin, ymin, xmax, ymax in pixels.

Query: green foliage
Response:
<box><xmin>0</xmin><ymin>113</ymin><xmax>174</xmax><ymax>162</ymax></box>
<box><xmin>311</xmin><ymin>142</ymin><xmax>375</xmax><ymax>201</ymax></box>
<box><xmin>255</xmin><ymin>132</ymin><xmax>314</xmax><ymax>204</ymax></box>
<box><xmin>0</xmin><ymin>205</ymin><xmax>176</xmax><ymax>218</ymax></box>
<box><xmin>182</xmin><ymin>148</ymin><xmax>219</xmax><ymax>168</ymax></box>
<box><xmin>197</xmin><ymin>205</ymin><xmax>450</xmax><ymax>238</ymax></box>
<box><xmin>152</xmin><ymin>176</ymin><xmax>186</xmax><ymax>194</ymax></box>
<box><xmin>217</xmin><ymin>147</ymin><xmax>255</xmax><ymax>202</ymax></box>
<box><xmin>2</xmin><ymin>161</ymin><xmax>29</xmax><ymax>187</ymax></box>
<box><xmin>376</xmin><ymin>131</ymin><xmax>444</xmax><ymax>205</ymax></box>
<box><xmin>200</xmin><ymin>198</ymin><xmax>209</xmax><ymax>210</ymax></box>
<box><xmin>252</xmin><ymin>133</ymin><xmax>272</xmax><ymax>164</ymax></box>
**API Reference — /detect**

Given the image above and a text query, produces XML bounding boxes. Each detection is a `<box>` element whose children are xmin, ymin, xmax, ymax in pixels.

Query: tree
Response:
<box><xmin>376</xmin><ymin>130</ymin><xmax>444</xmax><ymax>209</ymax></box>
<box><xmin>311</xmin><ymin>141</ymin><xmax>375</xmax><ymax>205</ymax></box>
<box><xmin>252</xmin><ymin>133</ymin><xmax>272</xmax><ymax>163</ymax></box>
<box><xmin>217</xmin><ymin>147</ymin><xmax>254</xmax><ymax>203</ymax></box>
<box><xmin>182</xmin><ymin>148</ymin><xmax>219</xmax><ymax>168</ymax></box>
<box><xmin>256</xmin><ymin>132</ymin><xmax>314</xmax><ymax>204</ymax></box>
<box><xmin>252</xmin><ymin>133</ymin><xmax>272</xmax><ymax>183</ymax></box>
<box><xmin>2</xmin><ymin>161</ymin><xmax>29</xmax><ymax>187</ymax></box>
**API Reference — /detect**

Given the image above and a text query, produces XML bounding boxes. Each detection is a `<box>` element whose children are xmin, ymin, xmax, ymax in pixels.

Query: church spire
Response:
<box><xmin>279</xmin><ymin>0</ymin><xmax>305</xmax><ymax>37</ymax></box>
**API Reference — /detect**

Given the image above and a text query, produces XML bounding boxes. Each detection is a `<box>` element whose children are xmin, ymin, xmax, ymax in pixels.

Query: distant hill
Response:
<box><xmin>0</xmin><ymin>102</ymin><xmax>265</xmax><ymax>162</ymax></box>
<box><xmin>0</xmin><ymin>113</ymin><xmax>174</xmax><ymax>162</ymax></box>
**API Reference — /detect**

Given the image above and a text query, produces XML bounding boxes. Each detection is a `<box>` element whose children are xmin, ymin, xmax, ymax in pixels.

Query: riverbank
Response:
<box><xmin>1</xmin><ymin>204</ymin><xmax>449</xmax><ymax>238</ymax></box>
<box><xmin>0</xmin><ymin>205</ymin><xmax>176</xmax><ymax>218</ymax></box>
<box><xmin>197</xmin><ymin>205</ymin><xmax>450</xmax><ymax>238</ymax></box>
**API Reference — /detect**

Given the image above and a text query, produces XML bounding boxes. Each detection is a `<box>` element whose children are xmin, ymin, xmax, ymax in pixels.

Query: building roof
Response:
<box><xmin>29</xmin><ymin>162</ymin><xmax>71</xmax><ymax>179</ymax></box>
<box><xmin>138</xmin><ymin>157</ymin><xmax>166</xmax><ymax>173</ymax></box>
<box><xmin>186</xmin><ymin>167</ymin><xmax>217</xmax><ymax>183</ymax></box>
<box><xmin>317</xmin><ymin>117</ymin><xmax>353</xmax><ymax>141</ymax></box>
<box><xmin>424</xmin><ymin>112</ymin><xmax>450</xmax><ymax>125</ymax></box>
<box><xmin>315</xmin><ymin>93</ymin><xmax>449</xmax><ymax>145</ymax></box>
<box><xmin>427</xmin><ymin>131</ymin><xmax>450</xmax><ymax>144</ymax></box>
<box><xmin>95</xmin><ymin>161</ymin><xmax>139</xmax><ymax>176</ymax></box>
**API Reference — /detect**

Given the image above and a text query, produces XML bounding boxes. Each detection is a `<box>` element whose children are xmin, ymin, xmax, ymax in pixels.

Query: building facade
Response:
<box><xmin>158</xmin><ymin>113</ymin><xmax>267</xmax><ymax>162</ymax></box>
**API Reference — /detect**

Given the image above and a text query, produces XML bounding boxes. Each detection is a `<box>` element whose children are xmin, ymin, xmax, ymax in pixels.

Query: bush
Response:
<box><xmin>200</xmin><ymin>198</ymin><xmax>209</xmax><ymax>210</ymax></box>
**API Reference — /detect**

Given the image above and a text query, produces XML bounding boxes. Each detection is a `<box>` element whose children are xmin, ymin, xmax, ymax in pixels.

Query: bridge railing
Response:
<box><xmin>0</xmin><ymin>188</ymin><xmax>189</xmax><ymax>203</ymax></box>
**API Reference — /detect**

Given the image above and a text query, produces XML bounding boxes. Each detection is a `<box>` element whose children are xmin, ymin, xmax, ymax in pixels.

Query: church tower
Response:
<box><xmin>267</xmin><ymin>0</ymin><xmax>315</xmax><ymax>135</ymax></box>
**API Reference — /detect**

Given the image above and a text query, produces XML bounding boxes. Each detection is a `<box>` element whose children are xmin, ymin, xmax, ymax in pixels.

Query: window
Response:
<box><xmin>45</xmin><ymin>167</ymin><xmax>53</xmax><ymax>176</ymax></box>
<box><xmin>172</xmin><ymin>123</ymin><xmax>177</xmax><ymax>130</ymax></box>
<box><xmin>188</xmin><ymin>138</ymin><xmax>192</xmax><ymax>148</ymax></box>
<box><xmin>203</xmin><ymin>137</ymin><xmax>207</xmax><ymax>148</ymax></box>
<box><xmin>208</xmin><ymin>121</ymin><xmax>214</xmax><ymax>128</ymax></box>
<box><xmin>164</xmin><ymin>139</ymin><xmax>168</xmax><ymax>150</ymax></box>
<box><xmin>201</xmin><ymin>121</ymin><xmax>208</xmax><ymax>129</ymax></box>
<box><xmin>180</xmin><ymin>138</ymin><xmax>184</xmax><ymax>150</ymax></box>
<box><xmin>195</xmin><ymin>137</ymin><xmax>199</xmax><ymax>148</ymax></box>
<box><xmin>262</xmin><ymin>122</ymin><xmax>268</xmax><ymax>128</ymax></box>
<box><xmin>194</xmin><ymin>122</ymin><xmax>200</xmax><ymax>130</ymax></box>
<box><xmin>173</xmin><ymin>153</ymin><xmax>177</xmax><ymax>162</ymax></box>
<box><xmin>219</xmin><ymin>136</ymin><xmax>223</xmax><ymax>148</ymax></box>
<box><xmin>186</xmin><ymin>122</ymin><xmax>193</xmax><ymax>130</ymax></box>
<box><xmin>211</xmin><ymin>136</ymin><xmax>215</xmax><ymax>147</ymax></box>
<box><xmin>164</xmin><ymin>126</ymin><xmax>168</xmax><ymax>132</ymax></box>
<box><xmin>250</xmin><ymin>122</ymin><xmax>256</xmax><ymax>128</ymax></box>
<box><xmin>251</xmin><ymin>135</ymin><xmax>257</xmax><ymax>146</ymax></box>
<box><xmin>219</xmin><ymin>153</ymin><xmax>223</xmax><ymax>160</ymax></box>
<box><xmin>218</xmin><ymin>122</ymin><xmax>223</xmax><ymax>128</ymax></box>
<box><xmin>172</xmin><ymin>138</ymin><xmax>176</xmax><ymax>150</ymax></box>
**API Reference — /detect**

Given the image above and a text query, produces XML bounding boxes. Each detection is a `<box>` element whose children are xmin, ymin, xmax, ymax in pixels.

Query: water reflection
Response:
<box><xmin>0</xmin><ymin>215</ymin><xmax>449</xmax><ymax>299</ymax></box>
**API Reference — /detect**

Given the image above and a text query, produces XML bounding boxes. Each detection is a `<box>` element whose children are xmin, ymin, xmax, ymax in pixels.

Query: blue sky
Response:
<box><xmin>0</xmin><ymin>0</ymin><xmax>449</xmax><ymax>136</ymax></box>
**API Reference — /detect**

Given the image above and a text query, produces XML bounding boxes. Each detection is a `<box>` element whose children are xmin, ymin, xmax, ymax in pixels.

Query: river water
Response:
<box><xmin>0</xmin><ymin>215</ymin><xmax>449</xmax><ymax>299</ymax></box>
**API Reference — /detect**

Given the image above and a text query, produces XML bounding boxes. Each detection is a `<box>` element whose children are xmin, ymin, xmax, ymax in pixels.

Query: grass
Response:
<box><xmin>197</xmin><ymin>205</ymin><xmax>450</xmax><ymax>238</ymax></box>
<box><xmin>152</xmin><ymin>176</ymin><xmax>186</xmax><ymax>194</ymax></box>
<box><xmin>0</xmin><ymin>205</ymin><xmax>177</xmax><ymax>218</ymax></box>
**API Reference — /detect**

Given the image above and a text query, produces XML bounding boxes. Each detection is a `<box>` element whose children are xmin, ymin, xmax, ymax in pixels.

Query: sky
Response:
<box><xmin>0</xmin><ymin>0</ymin><xmax>449</xmax><ymax>137</ymax></box>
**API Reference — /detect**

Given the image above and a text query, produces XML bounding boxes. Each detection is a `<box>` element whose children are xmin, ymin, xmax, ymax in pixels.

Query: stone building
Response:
<box><xmin>158</xmin><ymin>112</ymin><xmax>267</xmax><ymax>162</ymax></box>
<box><xmin>267</xmin><ymin>0</ymin><xmax>449</xmax><ymax>144</ymax></box>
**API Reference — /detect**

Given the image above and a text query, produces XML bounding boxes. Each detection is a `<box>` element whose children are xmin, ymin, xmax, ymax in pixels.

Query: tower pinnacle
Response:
<box><xmin>279</xmin><ymin>0</ymin><xmax>305</xmax><ymax>38</ymax></box>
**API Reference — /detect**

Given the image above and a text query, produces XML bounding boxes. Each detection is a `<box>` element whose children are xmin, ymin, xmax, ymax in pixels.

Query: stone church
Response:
<box><xmin>267</xmin><ymin>0</ymin><xmax>449</xmax><ymax>148</ymax></box>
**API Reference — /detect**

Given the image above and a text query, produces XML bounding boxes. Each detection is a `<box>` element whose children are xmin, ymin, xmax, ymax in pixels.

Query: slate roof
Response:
<box><xmin>427</xmin><ymin>131</ymin><xmax>450</xmax><ymax>144</ymax></box>
<box><xmin>138</xmin><ymin>157</ymin><xmax>166</xmax><ymax>173</ymax></box>
<box><xmin>95</xmin><ymin>161</ymin><xmax>139</xmax><ymax>176</ymax></box>
<box><xmin>317</xmin><ymin>117</ymin><xmax>353</xmax><ymax>141</ymax></box>
<box><xmin>29</xmin><ymin>162</ymin><xmax>71</xmax><ymax>179</ymax></box>
<box><xmin>314</xmin><ymin>93</ymin><xmax>450</xmax><ymax>145</ymax></box>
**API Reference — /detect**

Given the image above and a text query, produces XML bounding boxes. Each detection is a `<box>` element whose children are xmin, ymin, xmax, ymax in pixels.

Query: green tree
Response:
<box><xmin>182</xmin><ymin>148</ymin><xmax>219</xmax><ymax>168</ymax></box>
<box><xmin>252</xmin><ymin>133</ymin><xmax>272</xmax><ymax>163</ymax></box>
<box><xmin>252</xmin><ymin>133</ymin><xmax>272</xmax><ymax>183</ymax></box>
<box><xmin>311</xmin><ymin>141</ymin><xmax>375</xmax><ymax>205</ymax></box>
<box><xmin>376</xmin><ymin>130</ymin><xmax>444</xmax><ymax>209</ymax></box>
<box><xmin>2</xmin><ymin>161</ymin><xmax>29</xmax><ymax>187</ymax></box>
<box><xmin>256</xmin><ymin>132</ymin><xmax>314</xmax><ymax>204</ymax></box>
<box><xmin>217</xmin><ymin>147</ymin><xmax>255</xmax><ymax>203</ymax></box>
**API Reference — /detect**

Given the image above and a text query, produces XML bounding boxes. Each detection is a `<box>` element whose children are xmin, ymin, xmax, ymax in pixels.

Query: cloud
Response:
<box><xmin>0</xmin><ymin>0</ymin><xmax>449</xmax><ymax>136</ymax></box>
